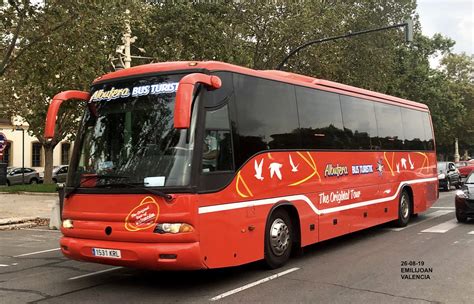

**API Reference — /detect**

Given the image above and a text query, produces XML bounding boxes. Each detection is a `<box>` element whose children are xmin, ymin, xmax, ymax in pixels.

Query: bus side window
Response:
<box><xmin>374</xmin><ymin>102</ymin><xmax>404</xmax><ymax>150</ymax></box>
<box><xmin>202</xmin><ymin>105</ymin><xmax>234</xmax><ymax>172</ymax></box>
<box><xmin>340</xmin><ymin>95</ymin><xmax>379</xmax><ymax>150</ymax></box>
<box><xmin>401</xmin><ymin>108</ymin><xmax>426</xmax><ymax>150</ymax></box>
<box><xmin>296</xmin><ymin>87</ymin><xmax>347</xmax><ymax>149</ymax></box>
<box><xmin>421</xmin><ymin>112</ymin><xmax>434</xmax><ymax>151</ymax></box>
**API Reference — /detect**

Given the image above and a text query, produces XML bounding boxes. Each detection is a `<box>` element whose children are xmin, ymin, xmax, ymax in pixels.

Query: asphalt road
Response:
<box><xmin>1</xmin><ymin>191</ymin><xmax>473</xmax><ymax>304</ymax></box>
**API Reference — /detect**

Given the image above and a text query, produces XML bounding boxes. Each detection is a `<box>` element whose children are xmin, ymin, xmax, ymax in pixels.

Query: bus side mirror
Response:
<box><xmin>44</xmin><ymin>90</ymin><xmax>90</xmax><ymax>139</ymax></box>
<box><xmin>174</xmin><ymin>73</ymin><xmax>222</xmax><ymax>129</ymax></box>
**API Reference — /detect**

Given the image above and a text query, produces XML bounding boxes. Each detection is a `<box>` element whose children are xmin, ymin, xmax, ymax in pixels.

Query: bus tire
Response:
<box><xmin>264</xmin><ymin>208</ymin><xmax>293</xmax><ymax>269</ymax></box>
<box><xmin>396</xmin><ymin>190</ymin><xmax>411</xmax><ymax>227</ymax></box>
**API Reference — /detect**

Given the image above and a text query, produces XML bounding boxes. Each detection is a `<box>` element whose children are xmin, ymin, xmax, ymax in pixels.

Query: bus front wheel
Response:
<box><xmin>264</xmin><ymin>209</ymin><xmax>293</xmax><ymax>269</ymax></box>
<box><xmin>396</xmin><ymin>190</ymin><xmax>411</xmax><ymax>227</ymax></box>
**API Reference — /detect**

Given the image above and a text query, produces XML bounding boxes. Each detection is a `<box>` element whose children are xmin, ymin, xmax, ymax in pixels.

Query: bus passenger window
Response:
<box><xmin>340</xmin><ymin>96</ymin><xmax>379</xmax><ymax>150</ymax></box>
<box><xmin>202</xmin><ymin>105</ymin><xmax>234</xmax><ymax>172</ymax></box>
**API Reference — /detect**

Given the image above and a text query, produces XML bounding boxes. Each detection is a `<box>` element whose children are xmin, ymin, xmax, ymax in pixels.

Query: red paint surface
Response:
<box><xmin>44</xmin><ymin>90</ymin><xmax>90</xmax><ymax>139</ymax></box>
<box><xmin>456</xmin><ymin>162</ymin><xmax>474</xmax><ymax>177</ymax></box>
<box><xmin>93</xmin><ymin>61</ymin><xmax>428</xmax><ymax>111</ymax></box>
<box><xmin>61</xmin><ymin>150</ymin><xmax>437</xmax><ymax>270</ymax></box>
<box><xmin>174</xmin><ymin>73</ymin><xmax>222</xmax><ymax>128</ymax></box>
<box><xmin>54</xmin><ymin>61</ymin><xmax>437</xmax><ymax>270</ymax></box>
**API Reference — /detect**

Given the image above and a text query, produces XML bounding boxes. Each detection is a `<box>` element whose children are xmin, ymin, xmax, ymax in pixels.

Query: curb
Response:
<box><xmin>0</xmin><ymin>217</ymin><xmax>51</xmax><ymax>230</ymax></box>
<box><xmin>0</xmin><ymin>217</ymin><xmax>38</xmax><ymax>225</ymax></box>
<box><xmin>0</xmin><ymin>222</ymin><xmax>37</xmax><ymax>230</ymax></box>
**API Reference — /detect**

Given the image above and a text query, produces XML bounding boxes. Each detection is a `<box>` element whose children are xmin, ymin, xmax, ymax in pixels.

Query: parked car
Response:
<box><xmin>6</xmin><ymin>167</ymin><xmax>41</xmax><ymax>186</ymax></box>
<box><xmin>455</xmin><ymin>161</ymin><xmax>474</xmax><ymax>182</ymax></box>
<box><xmin>437</xmin><ymin>161</ymin><xmax>461</xmax><ymax>191</ymax></box>
<box><xmin>455</xmin><ymin>172</ymin><xmax>474</xmax><ymax>222</ymax></box>
<box><xmin>52</xmin><ymin>165</ymin><xmax>68</xmax><ymax>183</ymax></box>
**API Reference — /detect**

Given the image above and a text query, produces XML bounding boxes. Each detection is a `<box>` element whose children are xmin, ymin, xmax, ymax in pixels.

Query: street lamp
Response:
<box><xmin>276</xmin><ymin>19</ymin><xmax>414</xmax><ymax>70</ymax></box>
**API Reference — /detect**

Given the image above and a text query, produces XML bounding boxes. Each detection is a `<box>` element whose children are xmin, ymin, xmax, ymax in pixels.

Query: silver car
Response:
<box><xmin>6</xmin><ymin>168</ymin><xmax>41</xmax><ymax>185</ymax></box>
<box><xmin>52</xmin><ymin>165</ymin><xmax>68</xmax><ymax>183</ymax></box>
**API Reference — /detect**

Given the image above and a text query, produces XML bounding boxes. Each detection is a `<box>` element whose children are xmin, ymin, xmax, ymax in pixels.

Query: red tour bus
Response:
<box><xmin>45</xmin><ymin>61</ymin><xmax>438</xmax><ymax>270</ymax></box>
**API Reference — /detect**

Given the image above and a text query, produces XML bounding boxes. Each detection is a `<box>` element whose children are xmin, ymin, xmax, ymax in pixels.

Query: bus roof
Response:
<box><xmin>93</xmin><ymin>61</ymin><xmax>429</xmax><ymax>111</ymax></box>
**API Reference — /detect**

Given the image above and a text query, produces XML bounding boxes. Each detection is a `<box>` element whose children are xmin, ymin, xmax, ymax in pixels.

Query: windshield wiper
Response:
<box><xmin>65</xmin><ymin>174</ymin><xmax>130</xmax><ymax>198</ymax></box>
<box><xmin>95</xmin><ymin>182</ymin><xmax>173</xmax><ymax>201</ymax></box>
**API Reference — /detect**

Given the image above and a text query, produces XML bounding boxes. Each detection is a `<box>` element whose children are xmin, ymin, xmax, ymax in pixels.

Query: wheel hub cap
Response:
<box><xmin>269</xmin><ymin>218</ymin><xmax>290</xmax><ymax>256</ymax></box>
<box><xmin>401</xmin><ymin>195</ymin><xmax>409</xmax><ymax>218</ymax></box>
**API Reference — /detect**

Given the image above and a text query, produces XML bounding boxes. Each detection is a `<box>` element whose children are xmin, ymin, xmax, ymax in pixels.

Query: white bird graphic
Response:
<box><xmin>396</xmin><ymin>163</ymin><xmax>400</xmax><ymax>173</ymax></box>
<box><xmin>254</xmin><ymin>159</ymin><xmax>264</xmax><ymax>180</ymax></box>
<box><xmin>408</xmin><ymin>154</ymin><xmax>415</xmax><ymax>169</ymax></box>
<box><xmin>401</xmin><ymin>158</ymin><xmax>407</xmax><ymax>169</ymax></box>
<box><xmin>269</xmin><ymin>162</ymin><xmax>283</xmax><ymax>180</ymax></box>
<box><xmin>289</xmin><ymin>155</ymin><xmax>299</xmax><ymax>172</ymax></box>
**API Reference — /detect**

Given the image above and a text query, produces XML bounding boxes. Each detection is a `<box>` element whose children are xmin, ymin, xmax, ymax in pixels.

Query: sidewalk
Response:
<box><xmin>0</xmin><ymin>192</ymin><xmax>59</xmax><ymax>229</ymax></box>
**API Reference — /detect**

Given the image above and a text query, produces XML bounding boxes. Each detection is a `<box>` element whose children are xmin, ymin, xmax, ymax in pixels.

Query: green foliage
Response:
<box><xmin>133</xmin><ymin>0</ymin><xmax>472</xmax><ymax>158</ymax></box>
<box><xmin>438</xmin><ymin>53</ymin><xmax>474</xmax><ymax>157</ymax></box>
<box><xmin>1</xmin><ymin>0</ymin><xmax>146</xmax><ymax>182</ymax></box>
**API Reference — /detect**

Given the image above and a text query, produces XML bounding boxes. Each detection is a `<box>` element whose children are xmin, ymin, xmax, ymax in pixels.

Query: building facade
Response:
<box><xmin>0</xmin><ymin>118</ymin><xmax>71</xmax><ymax>173</ymax></box>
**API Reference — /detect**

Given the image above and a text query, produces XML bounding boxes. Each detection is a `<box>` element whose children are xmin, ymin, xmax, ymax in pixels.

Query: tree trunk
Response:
<box><xmin>43</xmin><ymin>144</ymin><xmax>54</xmax><ymax>184</ymax></box>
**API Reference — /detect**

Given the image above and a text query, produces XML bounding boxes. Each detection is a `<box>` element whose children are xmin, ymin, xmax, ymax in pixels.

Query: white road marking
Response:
<box><xmin>14</xmin><ymin>248</ymin><xmax>61</xmax><ymax>257</ymax></box>
<box><xmin>430</xmin><ymin>207</ymin><xmax>455</xmax><ymax>210</ymax></box>
<box><xmin>210</xmin><ymin>267</ymin><xmax>300</xmax><ymax>301</ymax></box>
<box><xmin>0</xmin><ymin>264</ymin><xmax>9</xmax><ymax>267</ymax></box>
<box><xmin>68</xmin><ymin>267</ymin><xmax>122</xmax><ymax>280</ymax></box>
<box><xmin>421</xmin><ymin>219</ymin><xmax>459</xmax><ymax>233</ymax></box>
<box><xmin>388</xmin><ymin>210</ymin><xmax>453</xmax><ymax>231</ymax></box>
<box><xmin>467</xmin><ymin>231</ymin><xmax>474</xmax><ymax>235</ymax></box>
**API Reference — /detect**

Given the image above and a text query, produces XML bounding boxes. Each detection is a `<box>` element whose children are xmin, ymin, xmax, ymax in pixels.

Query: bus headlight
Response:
<box><xmin>62</xmin><ymin>219</ymin><xmax>74</xmax><ymax>229</ymax></box>
<box><xmin>154</xmin><ymin>223</ymin><xmax>194</xmax><ymax>234</ymax></box>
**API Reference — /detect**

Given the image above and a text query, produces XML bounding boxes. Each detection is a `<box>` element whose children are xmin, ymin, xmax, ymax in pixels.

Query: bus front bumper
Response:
<box><xmin>60</xmin><ymin>237</ymin><xmax>207</xmax><ymax>270</ymax></box>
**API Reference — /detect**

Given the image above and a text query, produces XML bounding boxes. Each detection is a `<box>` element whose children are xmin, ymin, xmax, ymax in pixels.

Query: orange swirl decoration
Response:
<box><xmin>383</xmin><ymin>152</ymin><xmax>395</xmax><ymax>176</ymax></box>
<box><xmin>125</xmin><ymin>196</ymin><xmax>160</xmax><ymax>232</ymax></box>
<box><xmin>236</xmin><ymin>171</ymin><xmax>254</xmax><ymax>198</ymax></box>
<box><xmin>290</xmin><ymin>152</ymin><xmax>321</xmax><ymax>186</ymax></box>
<box><xmin>416</xmin><ymin>152</ymin><xmax>430</xmax><ymax>173</ymax></box>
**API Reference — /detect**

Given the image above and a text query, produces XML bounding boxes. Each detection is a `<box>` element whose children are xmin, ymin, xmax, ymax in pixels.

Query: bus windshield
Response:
<box><xmin>69</xmin><ymin>74</ymin><xmax>197</xmax><ymax>189</ymax></box>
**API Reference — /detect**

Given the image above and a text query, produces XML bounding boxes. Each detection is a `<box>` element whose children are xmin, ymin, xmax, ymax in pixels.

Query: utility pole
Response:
<box><xmin>454</xmin><ymin>138</ymin><xmax>460</xmax><ymax>162</ymax></box>
<box><xmin>123</xmin><ymin>9</ymin><xmax>132</xmax><ymax>69</ymax></box>
<box><xmin>112</xmin><ymin>9</ymin><xmax>152</xmax><ymax>71</ymax></box>
<box><xmin>122</xmin><ymin>9</ymin><xmax>133</xmax><ymax>150</ymax></box>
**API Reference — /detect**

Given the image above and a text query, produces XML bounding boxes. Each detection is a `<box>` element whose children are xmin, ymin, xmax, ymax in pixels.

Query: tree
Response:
<box><xmin>439</xmin><ymin>53</ymin><xmax>474</xmax><ymax>158</ymax></box>
<box><xmin>2</xmin><ymin>0</ymin><xmax>472</xmax><ymax>179</ymax></box>
<box><xmin>1</xmin><ymin>0</ymin><xmax>146</xmax><ymax>183</ymax></box>
<box><xmin>0</xmin><ymin>0</ymin><xmax>76</xmax><ymax>76</ymax></box>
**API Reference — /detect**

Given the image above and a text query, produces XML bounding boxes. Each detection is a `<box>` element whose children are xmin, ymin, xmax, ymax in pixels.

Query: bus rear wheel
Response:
<box><xmin>264</xmin><ymin>209</ymin><xmax>293</xmax><ymax>269</ymax></box>
<box><xmin>395</xmin><ymin>190</ymin><xmax>411</xmax><ymax>227</ymax></box>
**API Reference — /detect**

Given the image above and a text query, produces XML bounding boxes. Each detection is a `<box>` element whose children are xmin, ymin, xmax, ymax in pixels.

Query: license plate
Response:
<box><xmin>92</xmin><ymin>248</ymin><xmax>121</xmax><ymax>259</ymax></box>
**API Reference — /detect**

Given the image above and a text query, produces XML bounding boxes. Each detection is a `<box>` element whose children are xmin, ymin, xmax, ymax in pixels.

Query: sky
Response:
<box><xmin>416</xmin><ymin>0</ymin><xmax>473</xmax><ymax>56</ymax></box>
